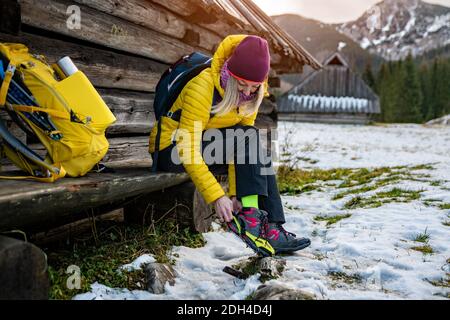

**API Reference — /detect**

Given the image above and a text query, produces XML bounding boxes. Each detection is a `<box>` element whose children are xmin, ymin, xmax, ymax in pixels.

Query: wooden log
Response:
<box><xmin>99</xmin><ymin>89</ymin><xmax>155</xmax><ymax>135</ymax></box>
<box><xmin>149</xmin><ymin>0</ymin><xmax>286</xmax><ymax>66</ymax></box>
<box><xmin>259</xmin><ymin>98</ymin><xmax>277</xmax><ymax>115</ymax></box>
<box><xmin>255</xmin><ymin>114</ymin><xmax>277</xmax><ymax>130</ymax></box>
<box><xmin>150</xmin><ymin>0</ymin><xmax>239</xmax><ymax>37</ymax></box>
<box><xmin>103</xmin><ymin>136</ymin><xmax>150</xmax><ymax>163</ymax></box>
<box><xmin>29</xmin><ymin>209</ymin><xmax>124</xmax><ymax>246</ymax></box>
<box><xmin>19</xmin><ymin>0</ymin><xmax>202</xmax><ymax>64</ymax></box>
<box><xmin>0</xmin><ymin>0</ymin><xmax>21</xmax><ymax>35</ymax></box>
<box><xmin>17</xmin><ymin>135</ymin><xmax>151</xmax><ymax>165</ymax></box>
<box><xmin>0</xmin><ymin>235</ymin><xmax>49</xmax><ymax>300</ymax></box>
<box><xmin>0</xmin><ymin>31</ymin><xmax>167</xmax><ymax>92</ymax></box>
<box><xmin>124</xmin><ymin>181</ymin><xmax>213</xmax><ymax>233</ymax></box>
<box><xmin>73</xmin><ymin>0</ymin><xmax>222</xmax><ymax>52</ymax></box>
<box><xmin>0</xmin><ymin>168</ymin><xmax>189</xmax><ymax>232</ymax></box>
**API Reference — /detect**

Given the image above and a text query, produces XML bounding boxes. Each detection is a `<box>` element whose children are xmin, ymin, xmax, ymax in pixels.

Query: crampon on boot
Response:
<box><xmin>227</xmin><ymin>207</ymin><xmax>275</xmax><ymax>257</ymax></box>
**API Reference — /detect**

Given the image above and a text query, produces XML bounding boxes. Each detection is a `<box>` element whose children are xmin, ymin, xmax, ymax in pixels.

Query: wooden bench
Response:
<box><xmin>0</xmin><ymin>165</ymin><xmax>192</xmax><ymax>233</ymax></box>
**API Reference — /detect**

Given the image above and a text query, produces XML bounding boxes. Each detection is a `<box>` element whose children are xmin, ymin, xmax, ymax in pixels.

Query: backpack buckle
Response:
<box><xmin>7</xmin><ymin>64</ymin><xmax>16</xmax><ymax>74</ymax></box>
<box><xmin>167</xmin><ymin>111</ymin><xmax>173</xmax><ymax>118</ymax></box>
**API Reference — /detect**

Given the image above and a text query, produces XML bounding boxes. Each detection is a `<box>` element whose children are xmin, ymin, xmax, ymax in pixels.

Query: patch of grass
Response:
<box><xmin>442</xmin><ymin>221</ymin><xmax>450</xmax><ymax>227</ymax></box>
<box><xmin>284</xmin><ymin>204</ymin><xmax>298</xmax><ymax>210</ymax></box>
<box><xmin>46</xmin><ymin>219</ymin><xmax>205</xmax><ymax>300</ymax></box>
<box><xmin>376</xmin><ymin>188</ymin><xmax>422</xmax><ymax>200</ymax></box>
<box><xmin>344</xmin><ymin>188</ymin><xmax>422</xmax><ymax>210</ymax></box>
<box><xmin>411</xmin><ymin>244</ymin><xmax>434</xmax><ymax>255</ymax></box>
<box><xmin>277</xmin><ymin>166</ymin><xmax>355</xmax><ymax>195</ymax></box>
<box><xmin>239</xmin><ymin>260</ymin><xmax>260</xmax><ymax>278</ymax></box>
<box><xmin>429</xmin><ymin>181</ymin><xmax>443</xmax><ymax>187</ymax></box>
<box><xmin>426</xmin><ymin>277</ymin><xmax>450</xmax><ymax>288</ymax></box>
<box><xmin>328</xmin><ymin>271</ymin><xmax>363</xmax><ymax>285</ymax></box>
<box><xmin>409</xmin><ymin>164</ymin><xmax>434</xmax><ymax>171</ymax></box>
<box><xmin>343</xmin><ymin>196</ymin><xmax>383</xmax><ymax>209</ymax></box>
<box><xmin>245</xmin><ymin>292</ymin><xmax>256</xmax><ymax>300</ymax></box>
<box><xmin>439</xmin><ymin>203</ymin><xmax>450</xmax><ymax>210</ymax></box>
<box><xmin>278</xmin><ymin>165</ymin><xmax>432</xmax><ymax>205</ymax></box>
<box><xmin>337</xmin><ymin>167</ymin><xmax>395</xmax><ymax>189</ymax></box>
<box><xmin>314</xmin><ymin>214</ymin><xmax>352</xmax><ymax>226</ymax></box>
<box><xmin>423</xmin><ymin>199</ymin><xmax>443</xmax><ymax>207</ymax></box>
<box><xmin>333</xmin><ymin>185</ymin><xmax>378</xmax><ymax>200</ymax></box>
<box><xmin>413</xmin><ymin>229</ymin><xmax>430</xmax><ymax>243</ymax></box>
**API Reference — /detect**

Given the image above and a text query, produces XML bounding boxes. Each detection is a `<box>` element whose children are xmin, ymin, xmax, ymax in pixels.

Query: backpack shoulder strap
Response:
<box><xmin>210</xmin><ymin>88</ymin><xmax>221</xmax><ymax>119</ymax></box>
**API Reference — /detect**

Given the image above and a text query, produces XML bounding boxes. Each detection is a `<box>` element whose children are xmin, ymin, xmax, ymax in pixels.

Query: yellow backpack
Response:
<box><xmin>0</xmin><ymin>43</ymin><xmax>116</xmax><ymax>181</ymax></box>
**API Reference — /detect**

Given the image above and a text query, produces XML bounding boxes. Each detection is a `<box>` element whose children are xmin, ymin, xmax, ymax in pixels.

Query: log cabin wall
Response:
<box><xmin>0</xmin><ymin>0</ymin><xmax>320</xmax><ymax>167</ymax></box>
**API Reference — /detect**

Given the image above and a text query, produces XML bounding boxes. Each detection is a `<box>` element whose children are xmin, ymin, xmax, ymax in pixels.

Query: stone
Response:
<box><xmin>257</xmin><ymin>257</ymin><xmax>286</xmax><ymax>281</ymax></box>
<box><xmin>144</xmin><ymin>262</ymin><xmax>177</xmax><ymax>294</ymax></box>
<box><xmin>252</xmin><ymin>283</ymin><xmax>316</xmax><ymax>300</ymax></box>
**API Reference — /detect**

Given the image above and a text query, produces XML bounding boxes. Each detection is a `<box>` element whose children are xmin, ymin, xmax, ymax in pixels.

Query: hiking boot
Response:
<box><xmin>265</xmin><ymin>223</ymin><xmax>311</xmax><ymax>254</ymax></box>
<box><xmin>227</xmin><ymin>207</ymin><xmax>275</xmax><ymax>257</ymax></box>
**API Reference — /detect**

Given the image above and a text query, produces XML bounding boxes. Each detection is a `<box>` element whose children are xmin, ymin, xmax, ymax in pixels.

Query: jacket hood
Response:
<box><xmin>211</xmin><ymin>34</ymin><xmax>270</xmax><ymax>98</ymax></box>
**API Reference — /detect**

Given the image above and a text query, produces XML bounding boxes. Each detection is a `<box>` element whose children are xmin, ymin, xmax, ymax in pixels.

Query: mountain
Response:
<box><xmin>271</xmin><ymin>14</ymin><xmax>384</xmax><ymax>92</ymax></box>
<box><xmin>272</xmin><ymin>14</ymin><xmax>384</xmax><ymax>73</ymax></box>
<box><xmin>339</xmin><ymin>0</ymin><xmax>450</xmax><ymax>60</ymax></box>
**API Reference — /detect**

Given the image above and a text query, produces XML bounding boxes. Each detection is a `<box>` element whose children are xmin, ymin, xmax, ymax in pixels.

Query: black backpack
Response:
<box><xmin>152</xmin><ymin>52</ymin><xmax>220</xmax><ymax>172</ymax></box>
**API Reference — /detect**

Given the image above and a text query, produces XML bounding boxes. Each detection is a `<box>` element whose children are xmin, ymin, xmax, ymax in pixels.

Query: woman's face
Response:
<box><xmin>237</xmin><ymin>79</ymin><xmax>261</xmax><ymax>96</ymax></box>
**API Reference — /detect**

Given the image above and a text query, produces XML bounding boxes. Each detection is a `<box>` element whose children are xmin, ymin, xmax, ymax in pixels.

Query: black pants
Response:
<box><xmin>152</xmin><ymin>125</ymin><xmax>285</xmax><ymax>223</ymax></box>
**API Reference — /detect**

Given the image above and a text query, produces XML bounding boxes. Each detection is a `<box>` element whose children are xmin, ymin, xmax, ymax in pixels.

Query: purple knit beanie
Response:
<box><xmin>227</xmin><ymin>35</ymin><xmax>270</xmax><ymax>83</ymax></box>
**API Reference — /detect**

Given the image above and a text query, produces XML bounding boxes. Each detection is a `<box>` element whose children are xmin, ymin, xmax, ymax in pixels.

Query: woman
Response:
<box><xmin>149</xmin><ymin>35</ymin><xmax>310</xmax><ymax>256</ymax></box>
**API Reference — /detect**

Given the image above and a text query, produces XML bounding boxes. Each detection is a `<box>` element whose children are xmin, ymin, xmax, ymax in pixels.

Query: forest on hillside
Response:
<box><xmin>363</xmin><ymin>50</ymin><xmax>450</xmax><ymax>123</ymax></box>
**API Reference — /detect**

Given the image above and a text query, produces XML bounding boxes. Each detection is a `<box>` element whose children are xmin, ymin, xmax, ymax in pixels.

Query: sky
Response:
<box><xmin>253</xmin><ymin>0</ymin><xmax>450</xmax><ymax>23</ymax></box>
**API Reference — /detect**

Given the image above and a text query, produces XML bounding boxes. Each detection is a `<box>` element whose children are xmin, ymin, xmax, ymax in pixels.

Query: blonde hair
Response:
<box><xmin>211</xmin><ymin>76</ymin><xmax>265</xmax><ymax>117</ymax></box>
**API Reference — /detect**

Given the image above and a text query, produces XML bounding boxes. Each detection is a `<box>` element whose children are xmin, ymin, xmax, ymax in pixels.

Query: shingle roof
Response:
<box><xmin>197</xmin><ymin>0</ymin><xmax>322</xmax><ymax>73</ymax></box>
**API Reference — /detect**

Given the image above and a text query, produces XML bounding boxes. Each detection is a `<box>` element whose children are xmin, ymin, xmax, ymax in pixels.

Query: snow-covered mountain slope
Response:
<box><xmin>339</xmin><ymin>0</ymin><xmax>450</xmax><ymax>60</ymax></box>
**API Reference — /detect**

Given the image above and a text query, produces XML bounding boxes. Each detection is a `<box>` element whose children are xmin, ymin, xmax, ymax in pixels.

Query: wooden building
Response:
<box><xmin>278</xmin><ymin>52</ymin><xmax>380</xmax><ymax>124</ymax></box>
<box><xmin>0</xmin><ymin>0</ymin><xmax>320</xmax><ymax>167</ymax></box>
<box><xmin>0</xmin><ymin>0</ymin><xmax>320</xmax><ymax>232</ymax></box>
<box><xmin>0</xmin><ymin>1</ymin><xmax>323</xmax><ymax>298</ymax></box>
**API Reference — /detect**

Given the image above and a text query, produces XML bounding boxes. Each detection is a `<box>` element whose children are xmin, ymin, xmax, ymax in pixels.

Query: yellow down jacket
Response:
<box><xmin>149</xmin><ymin>35</ymin><xmax>270</xmax><ymax>204</ymax></box>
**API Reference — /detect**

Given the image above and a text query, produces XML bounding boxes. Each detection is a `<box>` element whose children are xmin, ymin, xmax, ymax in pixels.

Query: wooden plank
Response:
<box><xmin>73</xmin><ymin>0</ymin><xmax>222</xmax><ymax>52</ymax></box>
<box><xmin>99</xmin><ymin>89</ymin><xmax>155</xmax><ymax>135</ymax></box>
<box><xmin>19</xmin><ymin>0</ymin><xmax>201</xmax><ymax>64</ymax></box>
<box><xmin>103</xmin><ymin>136</ymin><xmax>150</xmax><ymax>163</ymax></box>
<box><xmin>150</xmin><ymin>0</ymin><xmax>239</xmax><ymax>37</ymax></box>
<box><xmin>0</xmin><ymin>31</ymin><xmax>167</xmax><ymax>92</ymax></box>
<box><xmin>11</xmin><ymin>135</ymin><xmax>150</xmax><ymax>166</ymax></box>
<box><xmin>0</xmin><ymin>168</ymin><xmax>189</xmax><ymax>231</ymax></box>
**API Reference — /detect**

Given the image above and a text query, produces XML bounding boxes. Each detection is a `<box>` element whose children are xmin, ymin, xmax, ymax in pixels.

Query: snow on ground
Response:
<box><xmin>75</xmin><ymin>122</ymin><xmax>450</xmax><ymax>300</ymax></box>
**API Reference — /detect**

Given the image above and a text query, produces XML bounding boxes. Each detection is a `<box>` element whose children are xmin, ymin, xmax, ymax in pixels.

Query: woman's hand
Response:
<box><xmin>214</xmin><ymin>196</ymin><xmax>234</xmax><ymax>223</ymax></box>
<box><xmin>230</xmin><ymin>196</ymin><xmax>242</xmax><ymax>212</ymax></box>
